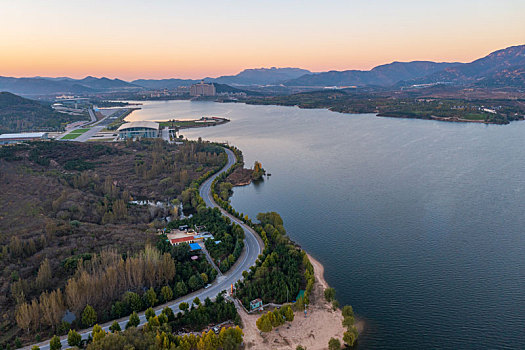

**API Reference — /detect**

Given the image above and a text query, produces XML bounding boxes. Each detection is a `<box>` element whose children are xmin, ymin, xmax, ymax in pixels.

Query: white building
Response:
<box><xmin>0</xmin><ymin>132</ymin><xmax>49</xmax><ymax>145</ymax></box>
<box><xmin>117</xmin><ymin>121</ymin><xmax>160</xmax><ymax>139</ymax></box>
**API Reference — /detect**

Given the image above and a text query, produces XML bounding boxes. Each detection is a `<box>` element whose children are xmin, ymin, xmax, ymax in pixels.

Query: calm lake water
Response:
<box><xmin>127</xmin><ymin>100</ymin><xmax>525</xmax><ymax>350</ymax></box>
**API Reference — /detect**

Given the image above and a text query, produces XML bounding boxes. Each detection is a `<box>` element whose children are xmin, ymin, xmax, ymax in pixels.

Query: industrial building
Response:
<box><xmin>190</xmin><ymin>81</ymin><xmax>216</xmax><ymax>97</ymax></box>
<box><xmin>117</xmin><ymin>121</ymin><xmax>160</xmax><ymax>139</ymax></box>
<box><xmin>0</xmin><ymin>132</ymin><xmax>49</xmax><ymax>145</ymax></box>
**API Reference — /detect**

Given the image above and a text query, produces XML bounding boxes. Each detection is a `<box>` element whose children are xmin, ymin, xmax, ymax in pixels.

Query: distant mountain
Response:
<box><xmin>131</xmin><ymin>78</ymin><xmax>200</xmax><ymax>89</ymax></box>
<box><xmin>0</xmin><ymin>77</ymin><xmax>94</xmax><ymax>96</ymax></box>
<box><xmin>402</xmin><ymin>45</ymin><xmax>525</xmax><ymax>88</ymax></box>
<box><xmin>212</xmin><ymin>83</ymin><xmax>261</xmax><ymax>96</ymax></box>
<box><xmin>0</xmin><ymin>76</ymin><xmax>140</xmax><ymax>96</ymax></box>
<box><xmin>284</xmin><ymin>61</ymin><xmax>460</xmax><ymax>87</ymax></box>
<box><xmin>210</xmin><ymin>67</ymin><xmax>312</xmax><ymax>86</ymax></box>
<box><xmin>0</xmin><ymin>92</ymin><xmax>83</xmax><ymax>133</ymax></box>
<box><xmin>131</xmin><ymin>68</ymin><xmax>312</xmax><ymax>89</ymax></box>
<box><xmin>76</xmin><ymin>76</ymin><xmax>139</xmax><ymax>90</ymax></box>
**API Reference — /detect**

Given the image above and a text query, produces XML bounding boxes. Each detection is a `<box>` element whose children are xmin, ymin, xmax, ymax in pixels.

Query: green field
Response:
<box><xmin>61</xmin><ymin>128</ymin><xmax>90</xmax><ymax>140</ymax></box>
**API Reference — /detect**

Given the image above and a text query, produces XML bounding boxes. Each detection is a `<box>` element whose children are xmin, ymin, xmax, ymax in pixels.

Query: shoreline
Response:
<box><xmin>237</xmin><ymin>250</ymin><xmax>358</xmax><ymax>349</ymax></box>
<box><xmin>307</xmin><ymin>253</ymin><xmax>365</xmax><ymax>335</ymax></box>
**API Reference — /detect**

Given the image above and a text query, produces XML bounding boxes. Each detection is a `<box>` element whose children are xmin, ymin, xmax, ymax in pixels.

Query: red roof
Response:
<box><xmin>170</xmin><ymin>236</ymin><xmax>195</xmax><ymax>245</ymax></box>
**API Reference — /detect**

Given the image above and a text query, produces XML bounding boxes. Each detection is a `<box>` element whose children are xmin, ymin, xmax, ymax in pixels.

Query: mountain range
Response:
<box><xmin>0</xmin><ymin>44</ymin><xmax>523</xmax><ymax>95</ymax></box>
<box><xmin>0</xmin><ymin>76</ymin><xmax>139</xmax><ymax>95</ymax></box>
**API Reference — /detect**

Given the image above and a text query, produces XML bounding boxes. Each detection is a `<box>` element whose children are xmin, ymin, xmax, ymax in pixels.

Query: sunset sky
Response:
<box><xmin>1</xmin><ymin>0</ymin><xmax>524</xmax><ymax>80</ymax></box>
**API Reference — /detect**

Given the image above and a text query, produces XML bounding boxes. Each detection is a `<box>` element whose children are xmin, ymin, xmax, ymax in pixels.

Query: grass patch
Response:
<box><xmin>61</xmin><ymin>128</ymin><xmax>90</xmax><ymax>140</ymax></box>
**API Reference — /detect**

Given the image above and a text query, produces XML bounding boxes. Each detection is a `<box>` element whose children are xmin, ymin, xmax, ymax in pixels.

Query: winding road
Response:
<box><xmin>27</xmin><ymin>148</ymin><xmax>264</xmax><ymax>350</ymax></box>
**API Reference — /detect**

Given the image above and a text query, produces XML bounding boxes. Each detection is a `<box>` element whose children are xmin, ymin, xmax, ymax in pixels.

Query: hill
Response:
<box><xmin>75</xmin><ymin>76</ymin><xmax>139</xmax><ymax>90</ymax></box>
<box><xmin>211</xmin><ymin>67</ymin><xmax>311</xmax><ymax>85</ymax></box>
<box><xmin>0</xmin><ymin>76</ymin><xmax>141</xmax><ymax>96</ymax></box>
<box><xmin>284</xmin><ymin>61</ymin><xmax>460</xmax><ymax>87</ymax></box>
<box><xmin>132</xmin><ymin>68</ymin><xmax>311</xmax><ymax>89</ymax></box>
<box><xmin>401</xmin><ymin>45</ymin><xmax>525</xmax><ymax>88</ymax></box>
<box><xmin>131</xmin><ymin>78</ymin><xmax>199</xmax><ymax>89</ymax></box>
<box><xmin>0</xmin><ymin>92</ymin><xmax>84</xmax><ymax>133</ymax></box>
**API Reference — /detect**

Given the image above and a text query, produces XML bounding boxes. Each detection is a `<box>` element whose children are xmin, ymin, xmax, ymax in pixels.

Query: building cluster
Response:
<box><xmin>166</xmin><ymin>225</ymin><xmax>216</xmax><ymax>249</ymax></box>
<box><xmin>190</xmin><ymin>81</ymin><xmax>216</xmax><ymax>97</ymax></box>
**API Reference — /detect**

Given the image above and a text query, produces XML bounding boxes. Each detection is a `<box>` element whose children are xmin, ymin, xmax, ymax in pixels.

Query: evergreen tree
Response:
<box><xmin>67</xmin><ymin>329</ymin><xmax>81</xmax><ymax>347</ymax></box>
<box><xmin>81</xmin><ymin>305</ymin><xmax>97</xmax><ymax>328</ymax></box>
<box><xmin>49</xmin><ymin>335</ymin><xmax>61</xmax><ymax>350</ymax></box>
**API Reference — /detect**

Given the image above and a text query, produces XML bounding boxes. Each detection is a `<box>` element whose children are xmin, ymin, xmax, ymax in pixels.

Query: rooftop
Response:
<box><xmin>170</xmin><ymin>236</ymin><xmax>196</xmax><ymax>245</ymax></box>
<box><xmin>117</xmin><ymin>121</ymin><xmax>159</xmax><ymax>131</ymax></box>
<box><xmin>0</xmin><ymin>132</ymin><xmax>48</xmax><ymax>139</ymax></box>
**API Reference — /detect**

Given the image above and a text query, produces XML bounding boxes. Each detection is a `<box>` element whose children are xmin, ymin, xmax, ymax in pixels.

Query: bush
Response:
<box><xmin>324</xmin><ymin>287</ymin><xmax>336</xmax><ymax>302</ymax></box>
<box><xmin>328</xmin><ymin>337</ymin><xmax>341</xmax><ymax>350</ymax></box>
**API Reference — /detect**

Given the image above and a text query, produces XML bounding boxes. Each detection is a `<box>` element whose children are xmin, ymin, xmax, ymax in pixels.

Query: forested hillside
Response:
<box><xmin>0</xmin><ymin>139</ymin><xmax>226</xmax><ymax>347</ymax></box>
<box><xmin>0</xmin><ymin>92</ymin><xmax>84</xmax><ymax>133</ymax></box>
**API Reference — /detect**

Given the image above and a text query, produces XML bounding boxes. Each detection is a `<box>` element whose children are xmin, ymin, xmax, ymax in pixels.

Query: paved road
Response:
<box><xmin>88</xmin><ymin>109</ymin><xmax>97</xmax><ymax>123</ymax></box>
<box><xmin>161</xmin><ymin>126</ymin><xmax>171</xmax><ymax>143</ymax></box>
<box><xmin>26</xmin><ymin>148</ymin><xmax>263</xmax><ymax>350</ymax></box>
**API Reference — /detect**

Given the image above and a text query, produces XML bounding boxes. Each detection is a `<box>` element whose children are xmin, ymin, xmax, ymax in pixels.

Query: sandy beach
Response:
<box><xmin>238</xmin><ymin>254</ymin><xmax>356</xmax><ymax>350</ymax></box>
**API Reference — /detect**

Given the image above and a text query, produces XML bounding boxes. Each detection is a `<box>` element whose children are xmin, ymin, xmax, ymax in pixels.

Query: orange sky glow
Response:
<box><xmin>1</xmin><ymin>0</ymin><xmax>524</xmax><ymax>80</ymax></box>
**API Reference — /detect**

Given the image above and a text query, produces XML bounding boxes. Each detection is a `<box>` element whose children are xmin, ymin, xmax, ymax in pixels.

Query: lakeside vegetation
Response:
<box><xmin>241</xmin><ymin>90</ymin><xmax>525</xmax><ymax>124</ymax></box>
<box><xmin>84</xmin><ymin>295</ymin><xmax>243</xmax><ymax>350</ymax></box>
<box><xmin>0</xmin><ymin>92</ymin><xmax>85</xmax><ymax>133</ymax></box>
<box><xmin>158</xmin><ymin>117</ymin><xmax>229</xmax><ymax>130</ymax></box>
<box><xmin>0</xmin><ymin>138</ymin><xmax>227</xmax><ymax>348</ymax></box>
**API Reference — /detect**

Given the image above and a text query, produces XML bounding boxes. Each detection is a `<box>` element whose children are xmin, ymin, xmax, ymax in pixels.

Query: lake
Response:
<box><xmin>127</xmin><ymin>100</ymin><xmax>525</xmax><ymax>349</ymax></box>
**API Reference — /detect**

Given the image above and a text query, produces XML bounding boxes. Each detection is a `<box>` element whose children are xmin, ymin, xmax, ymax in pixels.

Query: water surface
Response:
<box><xmin>127</xmin><ymin>100</ymin><xmax>525</xmax><ymax>350</ymax></box>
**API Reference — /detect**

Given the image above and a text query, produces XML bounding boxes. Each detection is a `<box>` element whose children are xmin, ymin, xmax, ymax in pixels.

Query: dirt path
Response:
<box><xmin>239</xmin><ymin>254</ymin><xmax>347</xmax><ymax>349</ymax></box>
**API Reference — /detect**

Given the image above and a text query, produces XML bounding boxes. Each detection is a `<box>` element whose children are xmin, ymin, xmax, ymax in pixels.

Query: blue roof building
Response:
<box><xmin>189</xmin><ymin>243</ymin><xmax>201</xmax><ymax>251</ymax></box>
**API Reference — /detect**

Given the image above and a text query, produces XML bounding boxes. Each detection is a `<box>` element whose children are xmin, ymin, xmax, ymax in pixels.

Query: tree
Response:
<box><xmin>126</xmin><ymin>311</ymin><xmax>140</xmax><ymax>329</ymax></box>
<box><xmin>40</xmin><ymin>290</ymin><xmax>66</xmax><ymax>330</ymax></box>
<box><xmin>160</xmin><ymin>285</ymin><xmax>173</xmax><ymax>302</ymax></box>
<box><xmin>200</xmin><ymin>273</ymin><xmax>208</xmax><ymax>284</ymax></box>
<box><xmin>35</xmin><ymin>258</ymin><xmax>52</xmax><ymax>291</ymax></box>
<box><xmin>343</xmin><ymin>327</ymin><xmax>358</xmax><ymax>347</ymax></box>
<box><xmin>283</xmin><ymin>305</ymin><xmax>294</xmax><ymax>322</ymax></box>
<box><xmin>145</xmin><ymin>307</ymin><xmax>155</xmax><ymax>321</ymax></box>
<box><xmin>341</xmin><ymin>305</ymin><xmax>354</xmax><ymax>318</ymax></box>
<box><xmin>176</xmin><ymin>281</ymin><xmax>188</xmax><ymax>296</ymax></box>
<box><xmin>15</xmin><ymin>302</ymin><xmax>32</xmax><ymax>333</ymax></box>
<box><xmin>31</xmin><ymin>346</ymin><xmax>40</xmax><ymax>350</ymax></box>
<box><xmin>92</xmin><ymin>324</ymin><xmax>106</xmax><ymax>342</ymax></box>
<box><xmin>109</xmin><ymin>321</ymin><xmax>121</xmax><ymax>333</ymax></box>
<box><xmin>188</xmin><ymin>275</ymin><xmax>202</xmax><ymax>290</ymax></box>
<box><xmin>342</xmin><ymin>315</ymin><xmax>355</xmax><ymax>328</ymax></box>
<box><xmin>328</xmin><ymin>337</ymin><xmax>341</xmax><ymax>350</ymax></box>
<box><xmin>193</xmin><ymin>297</ymin><xmax>201</xmax><ymax>306</ymax></box>
<box><xmin>162</xmin><ymin>307</ymin><xmax>175</xmax><ymax>322</ymax></box>
<box><xmin>81</xmin><ymin>305</ymin><xmax>97</xmax><ymax>328</ymax></box>
<box><xmin>256</xmin><ymin>314</ymin><xmax>272</xmax><ymax>333</ymax></box>
<box><xmin>143</xmin><ymin>288</ymin><xmax>158</xmax><ymax>308</ymax></box>
<box><xmin>218</xmin><ymin>326</ymin><xmax>243</xmax><ymax>350</ymax></box>
<box><xmin>67</xmin><ymin>329</ymin><xmax>81</xmax><ymax>347</ymax></box>
<box><xmin>296</xmin><ymin>346</ymin><xmax>306</xmax><ymax>350</ymax></box>
<box><xmin>49</xmin><ymin>335</ymin><xmax>61</xmax><ymax>350</ymax></box>
<box><xmin>179</xmin><ymin>302</ymin><xmax>189</xmax><ymax>312</ymax></box>
<box><xmin>332</xmin><ymin>300</ymin><xmax>340</xmax><ymax>310</ymax></box>
<box><xmin>324</xmin><ymin>287</ymin><xmax>335</xmax><ymax>302</ymax></box>
<box><xmin>252</xmin><ymin>161</ymin><xmax>265</xmax><ymax>180</ymax></box>
<box><xmin>123</xmin><ymin>291</ymin><xmax>142</xmax><ymax>312</ymax></box>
